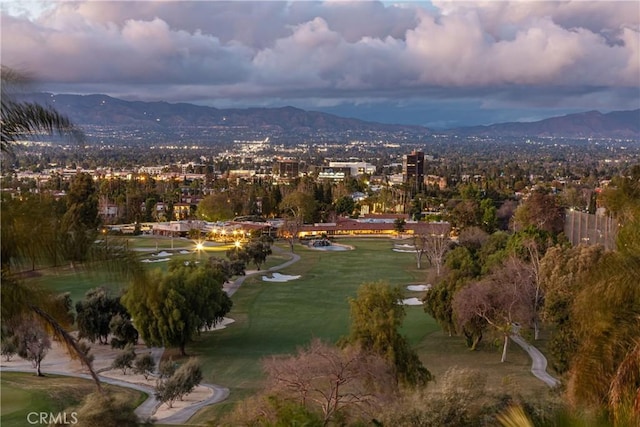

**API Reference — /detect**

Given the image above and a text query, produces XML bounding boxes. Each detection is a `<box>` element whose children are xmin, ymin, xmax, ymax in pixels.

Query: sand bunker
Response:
<box><xmin>141</xmin><ymin>258</ymin><xmax>170</xmax><ymax>263</ymax></box>
<box><xmin>154</xmin><ymin>251</ymin><xmax>173</xmax><ymax>257</ymax></box>
<box><xmin>202</xmin><ymin>317</ymin><xmax>235</xmax><ymax>331</ymax></box>
<box><xmin>262</xmin><ymin>272</ymin><xmax>301</xmax><ymax>282</ymax></box>
<box><xmin>392</xmin><ymin>248</ymin><xmax>416</xmax><ymax>253</ymax></box>
<box><xmin>399</xmin><ymin>297</ymin><xmax>424</xmax><ymax>306</ymax></box>
<box><xmin>179</xmin><ymin>250</ymin><xmax>192</xmax><ymax>254</ymax></box>
<box><xmin>395</xmin><ymin>244</ymin><xmax>416</xmax><ymax>249</ymax></box>
<box><xmin>407</xmin><ymin>284</ymin><xmax>432</xmax><ymax>292</ymax></box>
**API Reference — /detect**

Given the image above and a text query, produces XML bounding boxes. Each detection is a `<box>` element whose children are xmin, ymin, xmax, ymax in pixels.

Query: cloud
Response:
<box><xmin>1</xmin><ymin>0</ymin><xmax>637</xmax><ymax>117</ymax></box>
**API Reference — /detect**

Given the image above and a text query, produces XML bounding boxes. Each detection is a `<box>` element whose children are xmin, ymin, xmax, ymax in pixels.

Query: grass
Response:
<box><xmin>17</xmin><ymin>236</ymin><xmax>554</xmax><ymax>426</ymax></box>
<box><xmin>0</xmin><ymin>372</ymin><xmax>146</xmax><ymax>427</ymax></box>
<box><xmin>185</xmin><ymin>239</ymin><xmax>443</xmax><ymax>424</ymax></box>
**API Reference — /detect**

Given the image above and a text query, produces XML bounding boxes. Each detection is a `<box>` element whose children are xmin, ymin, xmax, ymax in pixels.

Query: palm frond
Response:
<box><xmin>30</xmin><ymin>305</ymin><xmax>104</xmax><ymax>394</ymax></box>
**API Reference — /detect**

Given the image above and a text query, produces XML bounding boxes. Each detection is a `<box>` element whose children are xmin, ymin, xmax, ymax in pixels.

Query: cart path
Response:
<box><xmin>510</xmin><ymin>334</ymin><xmax>560</xmax><ymax>388</ymax></box>
<box><xmin>1</xmin><ymin>246</ymin><xmax>301</xmax><ymax>424</ymax></box>
<box><xmin>223</xmin><ymin>246</ymin><xmax>301</xmax><ymax>296</ymax></box>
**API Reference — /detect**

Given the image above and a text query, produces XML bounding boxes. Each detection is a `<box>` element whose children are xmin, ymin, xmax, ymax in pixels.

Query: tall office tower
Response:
<box><xmin>402</xmin><ymin>150</ymin><xmax>425</xmax><ymax>193</ymax></box>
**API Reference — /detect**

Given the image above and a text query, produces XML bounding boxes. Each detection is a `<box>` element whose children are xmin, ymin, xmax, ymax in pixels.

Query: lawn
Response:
<box><xmin>185</xmin><ymin>238</ymin><xmax>441</xmax><ymax>424</ymax></box>
<box><xmin>0</xmin><ymin>372</ymin><xmax>146</xmax><ymax>427</ymax></box>
<box><xmin>17</xmin><ymin>236</ymin><xmax>553</xmax><ymax>426</ymax></box>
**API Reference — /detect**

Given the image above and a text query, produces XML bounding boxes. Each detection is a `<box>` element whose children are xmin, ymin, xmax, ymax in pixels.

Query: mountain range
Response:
<box><xmin>22</xmin><ymin>93</ymin><xmax>640</xmax><ymax>139</ymax></box>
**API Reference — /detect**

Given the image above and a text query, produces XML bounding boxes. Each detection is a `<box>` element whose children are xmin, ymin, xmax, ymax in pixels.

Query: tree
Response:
<box><xmin>263</xmin><ymin>339</ymin><xmax>396</xmax><ymax>425</ymax></box>
<box><xmin>111</xmin><ymin>345</ymin><xmax>136</xmax><ymax>375</ymax></box>
<box><xmin>539</xmin><ymin>244</ymin><xmax>605</xmax><ymax>373</ymax></box>
<box><xmin>123</xmin><ymin>262</ymin><xmax>232</xmax><ymax>355</ymax></box>
<box><xmin>281</xmin><ymin>191</ymin><xmax>318</xmax><ymax>224</ymax></box>
<box><xmin>480</xmin><ymin>198</ymin><xmax>498</xmax><ymax>233</ymax></box>
<box><xmin>412</xmin><ymin>222</ymin><xmax>451</xmax><ymax>275</ymax></box>
<box><xmin>279</xmin><ymin>217</ymin><xmax>302</xmax><ymax>253</ymax></box>
<box><xmin>453</xmin><ymin>257</ymin><xmax>535</xmax><ymax>362</ymax></box>
<box><xmin>208</xmin><ymin>256</ymin><xmax>245</xmax><ymax>280</ymax></box>
<box><xmin>76</xmin><ymin>287</ymin><xmax>127</xmax><ymax>345</ymax></box>
<box><xmin>244</xmin><ymin>239</ymin><xmax>272</xmax><ymax>270</ymax></box>
<box><xmin>512</xmin><ymin>189</ymin><xmax>565</xmax><ymax>235</ymax></box>
<box><xmin>155</xmin><ymin>358</ymin><xmax>202</xmax><ymax>408</ymax></box>
<box><xmin>345</xmin><ymin>282</ymin><xmax>432</xmax><ymax>386</ymax></box>
<box><xmin>133</xmin><ymin>353</ymin><xmax>156</xmax><ymax>380</ymax></box>
<box><xmin>1</xmin><ymin>334</ymin><xmax>18</xmax><ymax>361</ymax></box>
<box><xmin>393</xmin><ymin>218</ymin><xmax>406</xmax><ymax>235</ymax></box>
<box><xmin>335</xmin><ymin>196</ymin><xmax>355</xmax><ymax>216</ymax></box>
<box><xmin>196</xmin><ymin>192</ymin><xmax>236</xmax><ymax>221</ymax></box>
<box><xmin>61</xmin><ymin>173</ymin><xmax>100</xmax><ymax>265</ymax></box>
<box><xmin>15</xmin><ymin>317</ymin><xmax>51</xmax><ymax>376</ymax></box>
<box><xmin>109</xmin><ymin>313</ymin><xmax>139</xmax><ymax>349</ymax></box>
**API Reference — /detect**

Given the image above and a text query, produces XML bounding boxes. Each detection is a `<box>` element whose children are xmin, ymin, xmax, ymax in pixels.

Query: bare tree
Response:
<box><xmin>453</xmin><ymin>257</ymin><xmax>535</xmax><ymax>362</ymax></box>
<box><xmin>412</xmin><ymin>222</ymin><xmax>451</xmax><ymax>275</ymax></box>
<box><xmin>263</xmin><ymin>339</ymin><xmax>396</xmax><ymax>425</ymax></box>
<box><xmin>523</xmin><ymin>239</ymin><xmax>544</xmax><ymax>340</ymax></box>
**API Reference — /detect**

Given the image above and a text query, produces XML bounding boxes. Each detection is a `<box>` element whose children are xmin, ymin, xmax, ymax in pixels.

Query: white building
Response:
<box><xmin>328</xmin><ymin>161</ymin><xmax>376</xmax><ymax>176</ymax></box>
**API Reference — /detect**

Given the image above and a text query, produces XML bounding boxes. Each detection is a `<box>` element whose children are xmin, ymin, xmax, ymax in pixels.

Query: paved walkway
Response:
<box><xmin>510</xmin><ymin>334</ymin><xmax>560</xmax><ymax>388</ymax></box>
<box><xmin>1</xmin><ymin>364</ymin><xmax>229</xmax><ymax>424</ymax></box>
<box><xmin>2</xmin><ymin>246</ymin><xmax>301</xmax><ymax>424</ymax></box>
<box><xmin>224</xmin><ymin>246</ymin><xmax>301</xmax><ymax>296</ymax></box>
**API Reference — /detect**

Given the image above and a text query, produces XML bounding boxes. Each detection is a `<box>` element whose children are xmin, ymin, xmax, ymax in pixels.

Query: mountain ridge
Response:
<box><xmin>21</xmin><ymin>92</ymin><xmax>640</xmax><ymax>139</ymax></box>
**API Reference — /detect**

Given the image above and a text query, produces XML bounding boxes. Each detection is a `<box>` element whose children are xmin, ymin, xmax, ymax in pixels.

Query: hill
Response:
<box><xmin>453</xmin><ymin>109</ymin><xmax>640</xmax><ymax>138</ymax></box>
<box><xmin>21</xmin><ymin>93</ymin><xmax>427</xmax><ymax>135</ymax></box>
<box><xmin>19</xmin><ymin>93</ymin><xmax>639</xmax><ymax>141</ymax></box>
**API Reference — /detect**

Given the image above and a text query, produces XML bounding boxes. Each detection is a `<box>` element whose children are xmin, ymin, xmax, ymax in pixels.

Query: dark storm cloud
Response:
<box><xmin>1</xmin><ymin>1</ymin><xmax>638</xmax><ymax>125</ymax></box>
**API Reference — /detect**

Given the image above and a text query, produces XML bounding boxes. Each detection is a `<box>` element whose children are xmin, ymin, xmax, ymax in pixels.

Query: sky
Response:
<box><xmin>2</xmin><ymin>0</ymin><xmax>639</xmax><ymax>128</ymax></box>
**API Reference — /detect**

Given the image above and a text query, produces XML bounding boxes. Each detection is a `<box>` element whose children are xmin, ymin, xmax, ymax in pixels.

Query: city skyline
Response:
<box><xmin>2</xmin><ymin>0</ymin><xmax>639</xmax><ymax>128</ymax></box>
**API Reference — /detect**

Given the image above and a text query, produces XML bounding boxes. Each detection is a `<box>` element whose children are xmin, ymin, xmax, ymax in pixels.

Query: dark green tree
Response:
<box><xmin>75</xmin><ymin>287</ymin><xmax>127</xmax><ymax>345</ymax></box>
<box><xmin>334</xmin><ymin>195</ymin><xmax>355</xmax><ymax>216</ymax></box>
<box><xmin>109</xmin><ymin>314</ymin><xmax>139</xmax><ymax>349</ymax></box>
<box><xmin>123</xmin><ymin>262</ymin><xmax>232</xmax><ymax>355</ymax></box>
<box><xmin>61</xmin><ymin>173</ymin><xmax>100</xmax><ymax>265</ymax></box>
<box><xmin>244</xmin><ymin>240</ymin><xmax>272</xmax><ymax>270</ymax></box>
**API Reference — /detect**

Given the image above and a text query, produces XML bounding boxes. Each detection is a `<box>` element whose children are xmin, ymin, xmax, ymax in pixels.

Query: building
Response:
<box><xmin>327</xmin><ymin>161</ymin><xmax>376</xmax><ymax>177</ymax></box>
<box><xmin>277</xmin><ymin>160</ymin><xmax>300</xmax><ymax>180</ymax></box>
<box><xmin>316</xmin><ymin>166</ymin><xmax>352</xmax><ymax>181</ymax></box>
<box><xmin>403</xmin><ymin>150</ymin><xmax>425</xmax><ymax>193</ymax></box>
